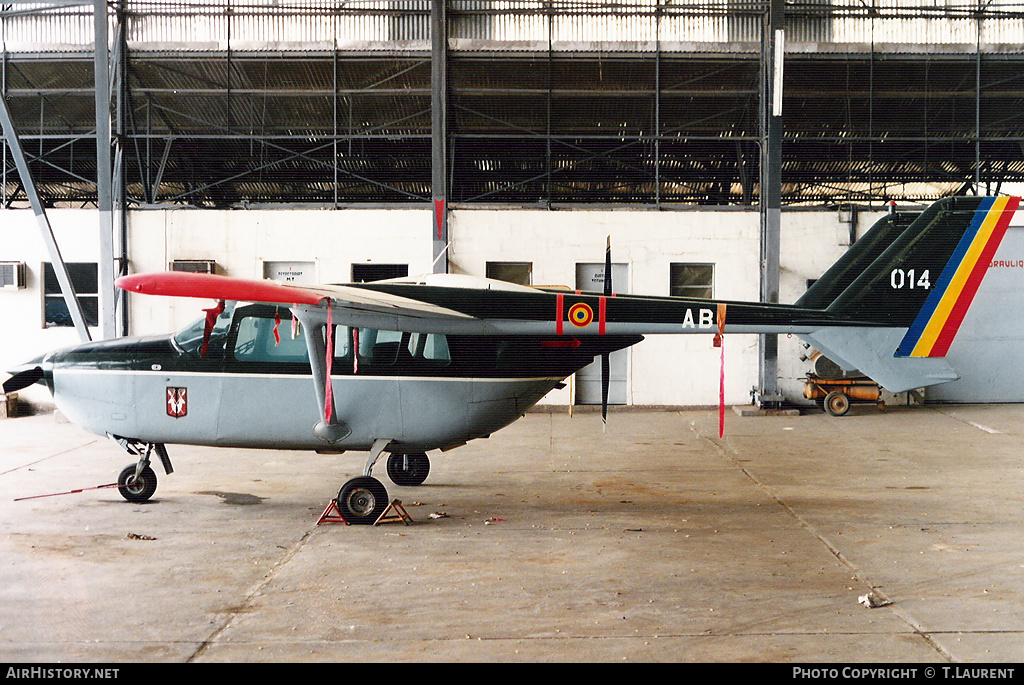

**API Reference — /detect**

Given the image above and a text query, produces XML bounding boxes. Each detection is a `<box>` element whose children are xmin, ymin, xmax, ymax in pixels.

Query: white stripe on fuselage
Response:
<box><xmin>54</xmin><ymin>368</ymin><xmax>565</xmax><ymax>383</ymax></box>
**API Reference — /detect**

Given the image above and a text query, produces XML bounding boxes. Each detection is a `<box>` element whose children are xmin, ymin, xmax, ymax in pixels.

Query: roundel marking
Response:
<box><xmin>568</xmin><ymin>302</ymin><xmax>594</xmax><ymax>327</ymax></box>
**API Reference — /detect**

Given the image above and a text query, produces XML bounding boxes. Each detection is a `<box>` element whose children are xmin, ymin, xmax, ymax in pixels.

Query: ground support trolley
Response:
<box><xmin>803</xmin><ymin>373</ymin><xmax>884</xmax><ymax>416</ymax></box>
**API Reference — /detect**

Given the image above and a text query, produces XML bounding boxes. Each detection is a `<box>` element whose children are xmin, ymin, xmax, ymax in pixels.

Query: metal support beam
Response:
<box><xmin>654</xmin><ymin>2</ymin><xmax>661</xmax><ymax>207</ymax></box>
<box><xmin>94</xmin><ymin>0</ymin><xmax>117</xmax><ymax>339</ymax></box>
<box><xmin>0</xmin><ymin>94</ymin><xmax>91</xmax><ymax>342</ymax></box>
<box><xmin>113</xmin><ymin>3</ymin><xmax>129</xmax><ymax>335</ymax></box>
<box><xmin>757</xmin><ymin>0</ymin><xmax>784</xmax><ymax>407</ymax></box>
<box><xmin>431</xmin><ymin>0</ymin><xmax>448</xmax><ymax>273</ymax></box>
<box><xmin>975</xmin><ymin>9</ymin><xmax>982</xmax><ymax>195</ymax></box>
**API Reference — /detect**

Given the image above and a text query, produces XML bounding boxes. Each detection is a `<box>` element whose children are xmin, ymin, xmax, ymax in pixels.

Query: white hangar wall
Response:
<box><xmin>2</xmin><ymin>205</ymin><xmax>881</xmax><ymax>409</ymax></box>
<box><xmin>0</xmin><ymin>209</ymin><xmax>103</xmax><ymax>408</ymax></box>
<box><xmin>125</xmin><ymin>209</ymin><xmax>439</xmax><ymax>334</ymax></box>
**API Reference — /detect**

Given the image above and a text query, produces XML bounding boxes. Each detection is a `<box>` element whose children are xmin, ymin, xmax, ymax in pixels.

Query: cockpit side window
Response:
<box><xmin>177</xmin><ymin>302</ymin><xmax>452</xmax><ymax>373</ymax></box>
<box><xmin>233</xmin><ymin>313</ymin><xmax>311</xmax><ymax>363</ymax></box>
<box><xmin>227</xmin><ymin>305</ymin><xmax>354</xmax><ymax>365</ymax></box>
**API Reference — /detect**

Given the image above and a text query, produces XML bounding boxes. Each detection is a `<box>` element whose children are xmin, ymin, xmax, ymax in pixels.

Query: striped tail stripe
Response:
<box><xmin>897</xmin><ymin>196</ymin><xmax>1020</xmax><ymax>358</ymax></box>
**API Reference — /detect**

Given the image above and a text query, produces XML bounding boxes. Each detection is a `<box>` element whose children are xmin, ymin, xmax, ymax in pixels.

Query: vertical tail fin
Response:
<box><xmin>824</xmin><ymin>196</ymin><xmax>1020</xmax><ymax>330</ymax></box>
<box><xmin>801</xmin><ymin>196</ymin><xmax>1021</xmax><ymax>392</ymax></box>
<box><xmin>894</xmin><ymin>196</ymin><xmax>1020</xmax><ymax>358</ymax></box>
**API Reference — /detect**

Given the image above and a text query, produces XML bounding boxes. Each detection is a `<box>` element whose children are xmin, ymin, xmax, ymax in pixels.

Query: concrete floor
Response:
<box><xmin>2</xmin><ymin>403</ymin><xmax>1024</xmax><ymax>663</ymax></box>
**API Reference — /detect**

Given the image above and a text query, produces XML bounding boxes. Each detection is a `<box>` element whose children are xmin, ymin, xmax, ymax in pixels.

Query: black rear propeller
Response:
<box><xmin>601</xmin><ymin>236</ymin><xmax>611</xmax><ymax>429</ymax></box>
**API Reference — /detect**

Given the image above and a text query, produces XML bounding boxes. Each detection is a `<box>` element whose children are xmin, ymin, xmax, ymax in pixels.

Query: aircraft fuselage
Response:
<box><xmin>41</xmin><ymin>303</ymin><xmax>641</xmax><ymax>453</ymax></box>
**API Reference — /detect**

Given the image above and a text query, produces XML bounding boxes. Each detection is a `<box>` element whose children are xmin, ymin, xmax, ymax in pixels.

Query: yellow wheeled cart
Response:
<box><xmin>803</xmin><ymin>373</ymin><xmax>883</xmax><ymax>416</ymax></box>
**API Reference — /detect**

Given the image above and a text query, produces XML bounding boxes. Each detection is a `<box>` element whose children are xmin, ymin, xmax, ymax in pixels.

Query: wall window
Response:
<box><xmin>43</xmin><ymin>262</ymin><xmax>98</xmax><ymax>327</ymax></box>
<box><xmin>351</xmin><ymin>263</ymin><xmax>408</xmax><ymax>283</ymax></box>
<box><xmin>669</xmin><ymin>263</ymin><xmax>714</xmax><ymax>299</ymax></box>
<box><xmin>486</xmin><ymin>261</ymin><xmax>532</xmax><ymax>285</ymax></box>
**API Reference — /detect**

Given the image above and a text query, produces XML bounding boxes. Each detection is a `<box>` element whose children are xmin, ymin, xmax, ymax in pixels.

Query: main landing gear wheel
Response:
<box><xmin>386</xmin><ymin>452</ymin><xmax>430</xmax><ymax>486</ymax></box>
<box><xmin>336</xmin><ymin>476</ymin><xmax>389</xmax><ymax>525</ymax></box>
<box><xmin>824</xmin><ymin>390</ymin><xmax>851</xmax><ymax>417</ymax></box>
<box><xmin>117</xmin><ymin>464</ymin><xmax>158</xmax><ymax>503</ymax></box>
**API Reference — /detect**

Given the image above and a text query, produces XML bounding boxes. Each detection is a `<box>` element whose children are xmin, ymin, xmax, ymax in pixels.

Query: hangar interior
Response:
<box><xmin>2</xmin><ymin>0</ymin><xmax>1024</xmax><ymax>408</ymax></box>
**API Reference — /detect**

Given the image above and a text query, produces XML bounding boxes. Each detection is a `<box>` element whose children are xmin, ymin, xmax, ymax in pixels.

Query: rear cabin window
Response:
<box><xmin>408</xmin><ymin>332</ymin><xmax>450</xmax><ymax>363</ymax></box>
<box><xmin>357</xmin><ymin>328</ymin><xmax>402</xmax><ymax>366</ymax></box>
<box><xmin>355</xmin><ymin>329</ymin><xmax>450</xmax><ymax>368</ymax></box>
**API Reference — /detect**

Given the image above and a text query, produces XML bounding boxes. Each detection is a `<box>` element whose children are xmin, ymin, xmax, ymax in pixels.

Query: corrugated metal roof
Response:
<box><xmin>3</xmin><ymin>1</ymin><xmax>1024</xmax><ymax>50</ymax></box>
<box><xmin>1</xmin><ymin>2</ymin><xmax>1023</xmax><ymax>207</ymax></box>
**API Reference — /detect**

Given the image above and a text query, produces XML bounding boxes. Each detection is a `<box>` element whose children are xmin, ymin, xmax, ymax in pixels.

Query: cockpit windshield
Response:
<box><xmin>172</xmin><ymin>301</ymin><xmax>236</xmax><ymax>358</ymax></box>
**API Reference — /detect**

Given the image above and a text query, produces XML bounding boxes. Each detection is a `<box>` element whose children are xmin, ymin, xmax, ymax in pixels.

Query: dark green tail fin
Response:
<box><xmin>800</xmin><ymin>195</ymin><xmax>1021</xmax><ymax>392</ymax></box>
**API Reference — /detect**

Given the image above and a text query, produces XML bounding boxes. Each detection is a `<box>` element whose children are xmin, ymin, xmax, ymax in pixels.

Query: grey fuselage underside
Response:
<box><xmin>53</xmin><ymin>366</ymin><xmax>561</xmax><ymax>452</ymax></box>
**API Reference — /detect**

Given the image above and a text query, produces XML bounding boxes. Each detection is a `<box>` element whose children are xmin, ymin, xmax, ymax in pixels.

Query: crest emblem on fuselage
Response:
<box><xmin>166</xmin><ymin>387</ymin><xmax>188</xmax><ymax>418</ymax></box>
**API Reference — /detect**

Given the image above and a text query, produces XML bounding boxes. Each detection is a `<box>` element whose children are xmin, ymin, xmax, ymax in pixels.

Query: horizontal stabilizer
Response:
<box><xmin>801</xmin><ymin>327</ymin><xmax>960</xmax><ymax>393</ymax></box>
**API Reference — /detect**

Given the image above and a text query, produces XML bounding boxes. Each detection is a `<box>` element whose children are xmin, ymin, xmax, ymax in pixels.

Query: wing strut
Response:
<box><xmin>325</xmin><ymin>302</ymin><xmax>335</xmax><ymax>424</ymax></box>
<box><xmin>293</xmin><ymin>303</ymin><xmax>351</xmax><ymax>444</ymax></box>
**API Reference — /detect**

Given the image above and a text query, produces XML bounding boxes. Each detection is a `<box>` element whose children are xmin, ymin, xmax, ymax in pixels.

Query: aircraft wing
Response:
<box><xmin>116</xmin><ymin>272</ymin><xmax>478</xmax><ymax>332</ymax></box>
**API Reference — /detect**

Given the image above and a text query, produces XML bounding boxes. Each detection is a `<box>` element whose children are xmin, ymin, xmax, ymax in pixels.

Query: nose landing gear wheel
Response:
<box><xmin>336</xmin><ymin>476</ymin><xmax>389</xmax><ymax>525</ymax></box>
<box><xmin>386</xmin><ymin>452</ymin><xmax>430</xmax><ymax>486</ymax></box>
<box><xmin>117</xmin><ymin>464</ymin><xmax>157</xmax><ymax>502</ymax></box>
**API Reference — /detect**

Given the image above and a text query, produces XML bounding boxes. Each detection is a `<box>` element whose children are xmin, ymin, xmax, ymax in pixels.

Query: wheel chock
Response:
<box><xmin>316</xmin><ymin>500</ymin><xmax>349</xmax><ymax>525</ymax></box>
<box><xmin>374</xmin><ymin>499</ymin><xmax>413</xmax><ymax>526</ymax></box>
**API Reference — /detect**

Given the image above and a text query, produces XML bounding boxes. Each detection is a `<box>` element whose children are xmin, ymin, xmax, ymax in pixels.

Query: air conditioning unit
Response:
<box><xmin>0</xmin><ymin>261</ymin><xmax>26</xmax><ymax>290</ymax></box>
<box><xmin>169</xmin><ymin>259</ymin><xmax>217</xmax><ymax>274</ymax></box>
